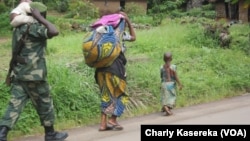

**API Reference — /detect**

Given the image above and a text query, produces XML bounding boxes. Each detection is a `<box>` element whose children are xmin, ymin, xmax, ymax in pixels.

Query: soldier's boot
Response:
<box><xmin>0</xmin><ymin>126</ymin><xmax>9</xmax><ymax>141</ymax></box>
<box><xmin>45</xmin><ymin>131</ymin><xmax>68</xmax><ymax>141</ymax></box>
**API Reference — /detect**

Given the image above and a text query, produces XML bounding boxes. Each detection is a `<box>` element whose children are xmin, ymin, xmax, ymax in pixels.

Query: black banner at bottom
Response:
<box><xmin>141</xmin><ymin>125</ymin><xmax>250</xmax><ymax>141</ymax></box>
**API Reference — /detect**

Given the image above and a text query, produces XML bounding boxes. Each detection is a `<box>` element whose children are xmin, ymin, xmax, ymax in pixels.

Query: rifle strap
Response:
<box><xmin>8</xmin><ymin>24</ymin><xmax>30</xmax><ymax>74</ymax></box>
<box><xmin>17</xmin><ymin>24</ymin><xmax>30</xmax><ymax>53</ymax></box>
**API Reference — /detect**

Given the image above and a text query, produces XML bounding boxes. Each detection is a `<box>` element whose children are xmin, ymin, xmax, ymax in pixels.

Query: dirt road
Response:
<box><xmin>13</xmin><ymin>93</ymin><xmax>250</xmax><ymax>141</ymax></box>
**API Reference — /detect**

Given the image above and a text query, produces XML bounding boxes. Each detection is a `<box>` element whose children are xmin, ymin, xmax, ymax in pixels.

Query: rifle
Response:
<box><xmin>5</xmin><ymin>25</ymin><xmax>30</xmax><ymax>86</ymax></box>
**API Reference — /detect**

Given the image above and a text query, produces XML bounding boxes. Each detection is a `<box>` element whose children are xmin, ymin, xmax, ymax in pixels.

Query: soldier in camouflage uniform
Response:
<box><xmin>0</xmin><ymin>2</ymin><xmax>68</xmax><ymax>141</ymax></box>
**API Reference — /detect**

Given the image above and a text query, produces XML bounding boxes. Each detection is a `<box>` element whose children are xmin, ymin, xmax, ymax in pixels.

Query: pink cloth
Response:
<box><xmin>91</xmin><ymin>14</ymin><xmax>124</xmax><ymax>28</ymax></box>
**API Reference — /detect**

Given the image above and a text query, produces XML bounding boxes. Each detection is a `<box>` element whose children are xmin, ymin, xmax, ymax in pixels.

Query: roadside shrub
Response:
<box><xmin>0</xmin><ymin>12</ymin><xmax>12</xmax><ymax>36</ymax></box>
<box><xmin>56</xmin><ymin>0</ymin><xmax>69</xmax><ymax>13</ymax></box>
<box><xmin>124</xmin><ymin>3</ymin><xmax>145</xmax><ymax>17</ymax></box>
<box><xmin>169</xmin><ymin>9</ymin><xmax>187</xmax><ymax>18</ymax></box>
<box><xmin>130</xmin><ymin>16</ymin><xmax>153</xmax><ymax>25</ymax></box>
<box><xmin>186</xmin><ymin>5</ymin><xmax>216</xmax><ymax>19</ymax></box>
<box><xmin>202</xmin><ymin>3</ymin><xmax>215</xmax><ymax>11</ymax></box>
<box><xmin>65</xmin><ymin>0</ymin><xmax>99</xmax><ymax>20</ymax></box>
<box><xmin>229</xmin><ymin>24</ymin><xmax>250</xmax><ymax>55</ymax></box>
<box><xmin>0</xmin><ymin>3</ymin><xmax>8</xmax><ymax>14</ymax></box>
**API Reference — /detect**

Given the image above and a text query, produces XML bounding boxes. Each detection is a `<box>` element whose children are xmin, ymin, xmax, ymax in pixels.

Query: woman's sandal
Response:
<box><xmin>98</xmin><ymin>126</ymin><xmax>113</xmax><ymax>131</ymax></box>
<box><xmin>108</xmin><ymin>121</ymin><xmax>123</xmax><ymax>131</ymax></box>
<box><xmin>111</xmin><ymin>124</ymin><xmax>123</xmax><ymax>131</ymax></box>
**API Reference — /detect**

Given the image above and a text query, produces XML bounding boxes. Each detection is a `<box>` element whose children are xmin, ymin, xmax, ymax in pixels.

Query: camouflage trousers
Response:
<box><xmin>0</xmin><ymin>80</ymin><xmax>55</xmax><ymax>129</ymax></box>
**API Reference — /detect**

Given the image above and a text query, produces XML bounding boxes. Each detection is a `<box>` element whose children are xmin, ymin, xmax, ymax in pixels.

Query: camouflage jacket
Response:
<box><xmin>12</xmin><ymin>23</ymin><xmax>49</xmax><ymax>81</ymax></box>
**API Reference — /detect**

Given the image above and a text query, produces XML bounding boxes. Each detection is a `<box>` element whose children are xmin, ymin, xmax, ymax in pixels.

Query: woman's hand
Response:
<box><xmin>118</xmin><ymin>11</ymin><xmax>136</xmax><ymax>41</ymax></box>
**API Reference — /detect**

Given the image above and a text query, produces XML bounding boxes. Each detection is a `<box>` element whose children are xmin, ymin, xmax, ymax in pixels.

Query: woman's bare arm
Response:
<box><xmin>119</xmin><ymin>11</ymin><xmax>136</xmax><ymax>41</ymax></box>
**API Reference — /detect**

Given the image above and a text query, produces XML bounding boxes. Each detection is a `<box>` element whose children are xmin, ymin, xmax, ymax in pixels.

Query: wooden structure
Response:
<box><xmin>209</xmin><ymin>0</ymin><xmax>249</xmax><ymax>23</ymax></box>
<box><xmin>90</xmin><ymin>0</ymin><xmax>147</xmax><ymax>15</ymax></box>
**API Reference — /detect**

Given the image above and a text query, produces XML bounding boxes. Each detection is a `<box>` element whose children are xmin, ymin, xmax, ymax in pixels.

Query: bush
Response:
<box><xmin>0</xmin><ymin>12</ymin><xmax>12</xmax><ymax>36</ymax></box>
<box><xmin>66</xmin><ymin>0</ymin><xmax>99</xmax><ymax>20</ymax></box>
<box><xmin>0</xmin><ymin>3</ymin><xmax>8</xmax><ymax>14</ymax></box>
<box><xmin>185</xmin><ymin>5</ymin><xmax>216</xmax><ymax>19</ymax></box>
<box><xmin>56</xmin><ymin>0</ymin><xmax>69</xmax><ymax>13</ymax></box>
<box><xmin>124</xmin><ymin>3</ymin><xmax>145</xmax><ymax>18</ymax></box>
<box><xmin>229</xmin><ymin>24</ymin><xmax>250</xmax><ymax>55</ymax></box>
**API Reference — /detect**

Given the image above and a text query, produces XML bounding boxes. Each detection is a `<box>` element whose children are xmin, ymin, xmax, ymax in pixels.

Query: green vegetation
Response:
<box><xmin>0</xmin><ymin>0</ymin><xmax>250</xmax><ymax>140</ymax></box>
<box><xmin>0</xmin><ymin>16</ymin><xmax>249</xmax><ymax>140</ymax></box>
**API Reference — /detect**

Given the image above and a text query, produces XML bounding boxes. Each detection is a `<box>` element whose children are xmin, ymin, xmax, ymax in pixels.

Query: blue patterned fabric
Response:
<box><xmin>82</xmin><ymin>19</ymin><xmax>126</xmax><ymax>68</ymax></box>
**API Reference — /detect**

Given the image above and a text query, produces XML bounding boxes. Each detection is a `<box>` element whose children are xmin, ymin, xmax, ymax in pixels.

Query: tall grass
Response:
<box><xmin>0</xmin><ymin>18</ymin><xmax>249</xmax><ymax>139</ymax></box>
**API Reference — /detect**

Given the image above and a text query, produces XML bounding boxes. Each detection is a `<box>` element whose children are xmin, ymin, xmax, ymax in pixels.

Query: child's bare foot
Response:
<box><xmin>164</xmin><ymin>106</ymin><xmax>173</xmax><ymax>116</ymax></box>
